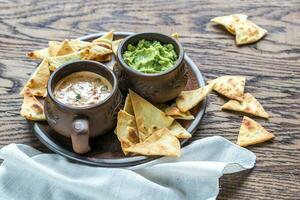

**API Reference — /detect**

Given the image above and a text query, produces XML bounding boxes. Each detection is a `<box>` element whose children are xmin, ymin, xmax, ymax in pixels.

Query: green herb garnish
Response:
<box><xmin>101</xmin><ymin>85</ymin><xmax>108</xmax><ymax>92</ymax></box>
<box><xmin>75</xmin><ymin>94</ymin><xmax>81</xmax><ymax>101</ymax></box>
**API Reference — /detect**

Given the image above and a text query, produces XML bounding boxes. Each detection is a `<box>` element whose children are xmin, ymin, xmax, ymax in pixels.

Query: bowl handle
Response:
<box><xmin>71</xmin><ymin>118</ymin><xmax>91</xmax><ymax>154</ymax></box>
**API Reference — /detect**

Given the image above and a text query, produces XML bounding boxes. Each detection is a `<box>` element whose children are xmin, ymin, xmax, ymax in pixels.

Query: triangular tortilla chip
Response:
<box><xmin>48</xmin><ymin>40</ymin><xmax>93</xmax><ymax>55</ymax></box>
<box><xmin>171</xmin><ymin>32</ymin><xmax>179</xmax><ymax>40</ymax></box>
<box><xmin>164</xmin><ymin>104</ymin><xmax>194</xmax><ymax>120</ymax></box>
<box><xmin>48</xmin><ymin>49</ymin><xmax>89</xmax><ymax>71</ymax></box>
<box><xmin>222</xmin><ymin>93</ymin><xmax>269</xmax><ymax>118</ymax></box>
<box><xmin>48</xmin><ymin>41</ymin><xmax>62</xmax><ymax>56</ymax></box>
<box><xmin>112</xmin><ymin>39</ymin><xmax>123</xmax><ymax>56</ymax></box>
<box><xmin>124</xmin><ymin>94</ymin><xmax>134</xmax><ymax>115</ymax></box>
<box><xmin>169</xmin><ymin>120</ymin><xmax>192</xmax><ymax>139</ymax></box>
<box><xmin>27</xmin><ymin>47</ymin><xmax>50</xmax><ymax>60</ymax></box>
<box><xmin>20</xmin><ymin>58</ymin><xmax>50</xmax><ymax>97</ymax></box>
<box><xmin>116</xmin><ymin>110</ymin><xmax>139</xmax><ymax>154</ymax></box>
<box><xmin>69</xmin><ymin>40</ymin><xmax>92</xmax><ymax>51</ymax></box>
<box><xmin>20</xmin><ymin>88</ymin><xmax>46</xmax><ymax>121</ymax></box>
<box><xmin>129</xmin><ymin>89</ymin><xmax>174</xmax><ymax>141</ymax></box>
<box><xmin>54</xmin><ymin>39</ymin><xmax>75</xmax><ymax>56</ymax></box>
<box><xmin>209</xmin><ymin>76</ymin><xmax>245</xmax><ymax>101</ymax></box>
<box><xmin>83</xmin><ymin>44</ymin><xmax>112</xmax><ymax>61</ymax></box>
<box><xmin>176</xmin><ymin>83</ymin><xmax>214</xmax><ymax>112</ymax></box>
<box><xmin>126</xmin><ymin>128</ymin><xmax>181</xmax><ymax>157</ymax></box>
<box><xmin>235</xmin><ymin>20</ymin><xmax>267</xmax><ymax>45</ymax></box>
<box><xmin>92</xmin><ymin>30</ymin><xmax>114</xmax><ymax>49</ymax></box>
<box><xmin>211</xmin><ymin>14</ymin><xmax>248</xmax><ymax>35</ymax></box>
<box><xmin>237</xmin><ymin>116</ymin><xmax>275</xmax><ymax>147</ymax></box>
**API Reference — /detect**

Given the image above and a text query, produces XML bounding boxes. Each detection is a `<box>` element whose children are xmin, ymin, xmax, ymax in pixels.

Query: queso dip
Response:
<box><xmin>54</xmin><ymin>71</ymin><xmax>112</xmax><ymax>107</ymax></box>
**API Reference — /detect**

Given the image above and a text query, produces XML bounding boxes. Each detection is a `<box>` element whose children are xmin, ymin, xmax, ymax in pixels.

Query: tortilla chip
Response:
<box><xmin>169</xmin><ymin>120</ymin><xmax>192</xmax><ymax>139</ymax></box>
<box><xmin>116</xmin><ymin>110</ymin><xmax>139</xmax><ymax>154</ymax></box>
<box><xmin>126</xmin><ymin>128</ymin><xmax>181</xmax><ymax>157</ymax></box>
<box><xmin>56</xmin><ymin>40</ymin><xmax>75</xmax><ymax>56</ymax></box>
<box><xmin>83</xmin><ymin>44</ymin><xmax>112</xmax><ymax>61</ymax></box>
<box><xmin>176</xmin><ymin>83</ymin><xmax>214</xmax><ymax>112</ymax></box>
<box><xmin>171</xmin><ymin>32</ymin><xmax>179</xmax><ymax>40</ymax></box>
<box><xmin>48</xmin><ymin>40</ymin><xmax>93</xmax><ymax>55</ymax></box>
<box><xmin>112</xmin><ymin>39</ymin><xmax>123</xmax><ymax>56</ymax></box>
<box><xmin>69</xmin><ymin>39</ymin><xmax>92</xmax><ymax>51</ymax></box>
<box><xmin>48</xmin><ymin>41</ymin><xmax>62</xmax><ymax>56</ymax></box>
<box><xmin>129</xmin><ymin>89</ymin><xmax>174</xmax><ymax>141</ymax></box>
<box><xmin>52</xmin><ymin>39</ymin><xmax>75</xmax><ymax>56</ymax></box>
<box><xmin>222</xmin><ymin>93</ymin><xmax>269</xmax><ymax>118</ymax></box>
<box><xmin>48</xmin><ymin>49</ymin><xmax>89</xmax><ymax>71</ymax></box>
<box><xmin>20</xmin><ymin>58</ymin><xmax>50</xmax><ymax>97</ymax></box>
<box><xmin>211</xmin><ymin>14</ymin><xmax>248</xmax><ymax>35</ymax></box>
<box><xmin>27</xmin><ymin>47</ymin><xmax>50</xmax><ymax>60</ymax></box>
<box><xmin>92</xmin><ymin>30</ymin><xmax>114</xmax><ymax>49</ymax></box>
<box><xmin>209</xmin><ymin>76</ymin><xmax>246</xmax><ymax>101</ymax></box>
<box><xmin>124</xmin><ymin>94</ymin><xmax>134</xmax><ymax>115</ymax></box>
<box><xmin>164</xmin><ymin>104</ymin><xmax>194</xmax><ymax>120</ymax></box>
<box><xmin>71</xmin><ymin>40</ymin><xmax>112</xmax><ymax>61</ymax></box>
<box><xmin>237</xmin><ymin>116</ymin><xmax>275</xmax><ymax>147</ymax></box>
<box><xmin>20</xmin><ymin>88</ymin><xmax>46</xmax><ymax>121</ymax></box>
<box><xmin>235</xmin><ymin>20</ymin><xmax>267</xmax><ymax>45</ymax></box>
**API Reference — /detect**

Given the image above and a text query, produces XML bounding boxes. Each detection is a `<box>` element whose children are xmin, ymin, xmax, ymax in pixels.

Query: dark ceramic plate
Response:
<box><xmin>33</xmin><ymin>32</ymin><xmax>207</xmax><ymax>167</ymax></box>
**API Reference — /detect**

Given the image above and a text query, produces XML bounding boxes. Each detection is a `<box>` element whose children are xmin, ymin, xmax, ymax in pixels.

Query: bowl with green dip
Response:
<box><xmin>116</xmin><ymin>32</ymin><xmax>187</xmax><ymax>103</ymax></box>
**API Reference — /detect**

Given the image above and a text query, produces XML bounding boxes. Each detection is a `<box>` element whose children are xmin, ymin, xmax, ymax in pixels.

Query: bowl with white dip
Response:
<box><xmin>44</xmin><ymin>60</ymin><xmax>123</xmax><ymax>154</ymax></box>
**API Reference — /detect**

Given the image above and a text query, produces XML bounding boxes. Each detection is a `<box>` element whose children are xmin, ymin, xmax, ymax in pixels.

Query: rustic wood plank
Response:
<box><xmin>0</xmin><ymin>0</ymin><xmax>299</xmax><ymax>199</ymax></box>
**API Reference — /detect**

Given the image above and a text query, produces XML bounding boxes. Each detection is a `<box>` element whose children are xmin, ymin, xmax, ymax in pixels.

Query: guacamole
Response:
<box><xmin>123</xmin><ymin>39</ymin><xmax>178</xmax><ymax>73</ymax></box>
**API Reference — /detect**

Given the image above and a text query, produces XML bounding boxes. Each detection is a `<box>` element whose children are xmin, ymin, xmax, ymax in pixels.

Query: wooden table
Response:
<box><xmin>0</xmin><ymin>0</ymin><xmax>299</xmax><ymax>199</ymax></box>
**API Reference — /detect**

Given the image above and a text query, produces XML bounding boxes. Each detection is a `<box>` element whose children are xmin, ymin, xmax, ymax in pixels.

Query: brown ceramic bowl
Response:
<box><xmin>115</xmin><ymin>32</ymin><xmax>187</xmax><ymax>103</ymax></box>
<box><xmin>44</xmin><ymin>60</ymin><xmax>122</xmax><ymax>154</ymax></box>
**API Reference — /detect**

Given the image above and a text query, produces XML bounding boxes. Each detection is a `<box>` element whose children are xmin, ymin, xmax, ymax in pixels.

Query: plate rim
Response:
<box><xmin>33</xmin><ymin>31</ymin><xmax>207</xmax><ymax>167</ymax></box>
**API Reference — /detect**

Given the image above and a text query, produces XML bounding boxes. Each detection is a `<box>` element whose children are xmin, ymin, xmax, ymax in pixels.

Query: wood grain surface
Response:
<box><xmin>0</xmin><ymin>0</ymin><xmax>299</xmax><ymax>199</ymax></box>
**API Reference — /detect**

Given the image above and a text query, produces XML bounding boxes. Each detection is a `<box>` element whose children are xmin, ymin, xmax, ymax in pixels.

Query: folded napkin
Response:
<box><xmin>0</xmin><ymin>136</ymin><xmax>255</xmax><ymax>200</ymax></box>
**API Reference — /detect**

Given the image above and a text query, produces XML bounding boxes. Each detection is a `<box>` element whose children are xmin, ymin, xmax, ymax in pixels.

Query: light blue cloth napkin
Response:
<box><xmin>0</xmin><ymin>136</ymin><xmax>255</xmax><ymax>200</ymax></box>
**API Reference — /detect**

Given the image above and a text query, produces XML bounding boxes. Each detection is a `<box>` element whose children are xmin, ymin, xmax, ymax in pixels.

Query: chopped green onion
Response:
<box><xmin>75</xmin><ymin>94</ymin><xmax>81</xmax><ymax>101</ymax></box>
